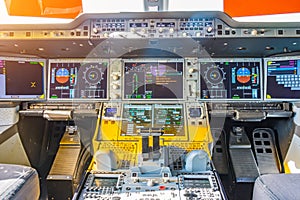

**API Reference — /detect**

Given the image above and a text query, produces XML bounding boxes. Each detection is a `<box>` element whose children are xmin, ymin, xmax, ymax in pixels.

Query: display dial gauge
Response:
<box><xmin>203</xmin><ymin>64</ymin><xmax>226</xmax><ymax>87</ymax></box>
<box><xmin>83</xmin><ymin>65</ymin><xmax>104</xmax><ymax>85</ymax></box>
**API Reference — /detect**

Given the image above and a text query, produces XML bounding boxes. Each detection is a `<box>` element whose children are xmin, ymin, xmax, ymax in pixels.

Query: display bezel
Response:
<box><xmin>47</xmin><ymin>59</ymin><xmax>109</xmax><ymax>101</ymax></box>
<box><xmin>0</xmin><ymin>57</ymin><xmax>46</xmax><ymax>101</ymax></box>
<box><xmin>199</xmin><ymin>58</ymin><xmax>263</xmax><ymax>101</ymax></box>
<box><xmin>122</xmin><ymin>58</ymin><xmax>185</xmax><ymax>101</ymax></box>
<box><xmin>264</xmin><ymin>56</ymin><xmax>300</xmax><ymax>101</ymax></box>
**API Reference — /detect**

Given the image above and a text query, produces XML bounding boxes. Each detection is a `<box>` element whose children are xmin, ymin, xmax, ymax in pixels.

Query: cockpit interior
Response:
<box><xmin>1</xmin><ymin>1</ymin><xmax>300</xmax><ymax>199</ymax></box>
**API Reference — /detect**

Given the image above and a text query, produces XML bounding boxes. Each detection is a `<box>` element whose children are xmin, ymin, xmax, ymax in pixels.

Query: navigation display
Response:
<box><xmin>0</xmin><ymin>57</ymin><xmax>45</xmax><ymax>100</ymax></box>
<box><xmin>199</xmin><ymin>59</ymin><xmax>262</xmax><ymax>100</ymax></box>
<box><xmin>48</xmin><ymin>59</ymin><xmax>108</xmax><ymax>100</ymax></box>
<box><xmin>123</xmin><ymin>59</ymin><xmax>184</xmax><ymax>99</ymax></box>
<box><xmin>265</xmin><ymin>57</ymin><xmax>300</xmax><ymax>100</ymax></box>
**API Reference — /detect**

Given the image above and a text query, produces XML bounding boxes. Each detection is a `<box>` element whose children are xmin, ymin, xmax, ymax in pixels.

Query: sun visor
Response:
<box><xmin>4</xmin><ymin>0</ymin><xmax>82</xmax><ymax>18</ymax></box>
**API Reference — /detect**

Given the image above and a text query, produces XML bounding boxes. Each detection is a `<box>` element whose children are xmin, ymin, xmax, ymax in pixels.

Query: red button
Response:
<box><xmin>159</xmin><ymin>186</ymin><xmax>166</xmax><ymax>190</ymax></box>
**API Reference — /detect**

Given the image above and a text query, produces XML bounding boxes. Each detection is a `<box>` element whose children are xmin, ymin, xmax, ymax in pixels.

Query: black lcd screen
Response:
<box><xmin>200</xmin><ymin>59</ymin><xmax>261</xmax><ymax>100</ymax></box>
<box><xmin>0</xmin><ymin>58</ymin><xmax>45</xmax><ymax>100</ymax></box>
<box><xmin>48</xmin><ymin>60</ymin><xmax>108</xmax><ymax>100</ymax></box>
<box><xmin>265</xmin><ymin>58</ymin><xmax>300</xmax><ymax>100</ymax></box>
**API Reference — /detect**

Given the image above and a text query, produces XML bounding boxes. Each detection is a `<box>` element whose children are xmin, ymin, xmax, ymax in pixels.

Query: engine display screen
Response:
<box><xmin>121</xmin><ymin>104</ymin><xmax>184</xmax><ymax>136</ymax></box>
<box><xmin>0</xmin><ymin>57</ymin><xmax>45</xmax><ymax>100</ymax></box>
<box><xmin>265</xmin><ymin>57</ymin><xmax>300</xmax><ymax>100</ymax></box>
<box><xmin>200</xmin><ymin>59</ymin><xmax>262</xmax><ymax>100</ymax></box>
<box><xmin>48</xmin><ymin>60</ymin><xmax>108</xmax><ymax>100</ymax></box>
<box><xmin>123</xmin><ymin>59</ymin><xmax>184</xmax><ymax>99</ymax></box>
<box><xmin>153</xmin><ymin>104</ymin><xmax>184</xmax><ymax>136</ymax></box>
<box><xmin>121</xmin><ymin>104</ymin><xmax>152</xmax><ymax>135</ymax></box>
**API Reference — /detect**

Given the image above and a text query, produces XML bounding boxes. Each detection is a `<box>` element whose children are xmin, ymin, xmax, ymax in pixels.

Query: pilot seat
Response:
<box><xmin>0</xmin><ymin>163</ymin><xmax>40</xmax><ymax>200</ymax></box>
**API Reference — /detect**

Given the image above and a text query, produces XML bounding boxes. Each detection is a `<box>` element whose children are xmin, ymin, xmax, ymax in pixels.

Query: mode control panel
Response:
<box><xmin>91</xmin><ymin>18</ymin><xmax>126</xmax><ymax>38</ymax></box>
<box><xmin>2</xmin><ymin>12</ymin><xmax>300</xmax><ymax>41</ymax></box>
<box><xmin>178</xmin><ymin>18</ymin><xmax>214</xmax><ymax>37</ymax></box>
<box><xmin>90</xmin><ymin>17</ymin><xmax>215</xmax><ymax>38</ymax></box>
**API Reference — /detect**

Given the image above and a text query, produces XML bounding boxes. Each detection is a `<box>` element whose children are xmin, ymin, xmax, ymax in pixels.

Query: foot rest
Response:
<box><xmin>253</xmin><ymin>128</ymin><xmax>280</xmax><ymax>174</ymax></box>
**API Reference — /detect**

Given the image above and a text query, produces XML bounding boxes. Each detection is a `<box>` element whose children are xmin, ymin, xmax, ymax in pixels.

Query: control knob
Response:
<box><xmin>112</xmin><ymin>84</ymin><xmax>119</xmax><ymax>90</ymax></box>
<box><xmin>188</xmin><ymin>68</ymin><xmax>196</xmax><ymax>74</ymax></box>
<box><xmin>195</xmin><ymin>32</ymin><xmax>201</xmax><ymax>37</ymax></box>
<box><xmin>251</xmin><ymin>29</ymin><xmax>258</xmax><ymax>36</ymax></box>
<box><xmin>206</xmin><ymin>26</ymin><xmax>213</xmax><ymax>33</ymax></box>
<box><xmin>169</xmin><ymin>28</ymin><xmax>174</xmax><ymax>34</ymax></box>
<box><xmin>147</xmin><ymin>179</ymin><xmax>155</xmax><ymax>187</ymax></box>
<box><xmin>112</xmin><ymin>94</ymin><xmax>120</xmax><ymax>99</ymax></box>
<box><xmin>103</xmin><ymin>32</ymin><xmax>109</xmax><ymax>38</ymax></box>
<box><xmin>92</xmin><ymin>27</ymin><xmax>99</xmax><ymax>34</ymax></box>
<box><xmin>112</xmin><ymin>74</ymin><xmax>120</xmax><ymax>81</ymax></box>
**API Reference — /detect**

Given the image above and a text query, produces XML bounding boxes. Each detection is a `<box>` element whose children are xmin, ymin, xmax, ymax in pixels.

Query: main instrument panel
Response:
<box><xmin>47</xmin><ymin>57</ymin><xmax>263</xmax><ymax>101</ymax></box>
<box><xmin>1</xmin><ymin>57</ymin><xmax>300</xmax><ymax>102</ymax></box>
